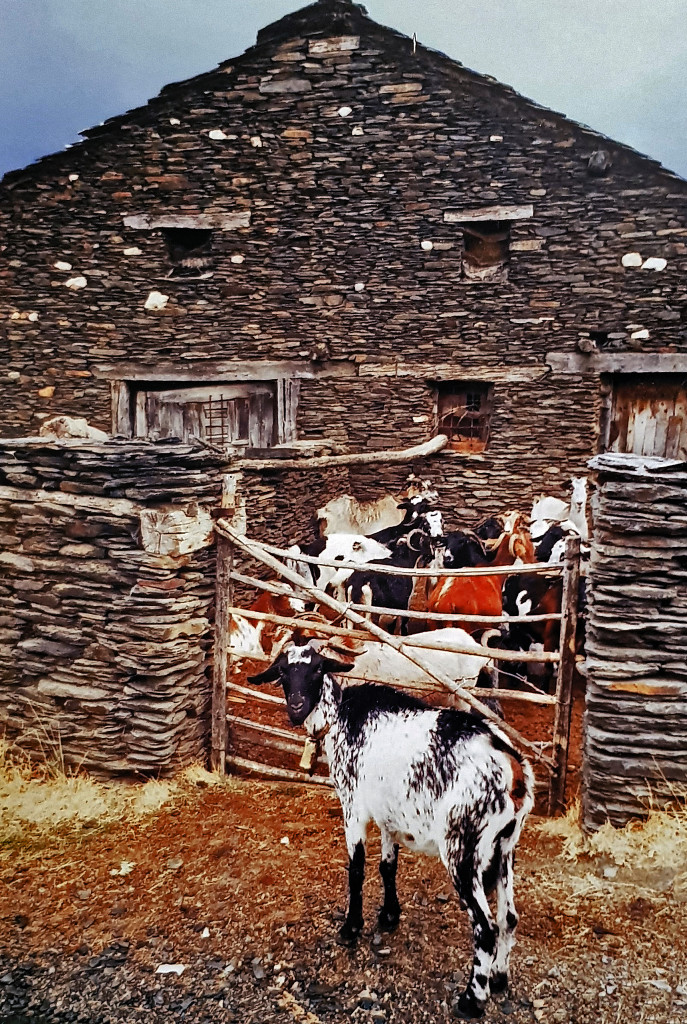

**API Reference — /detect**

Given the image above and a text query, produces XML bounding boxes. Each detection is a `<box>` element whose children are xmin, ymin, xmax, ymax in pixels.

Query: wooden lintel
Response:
<box><xmin>546</xmin><ymin>351</ymin><xmax>687</xmax><ymax>376</ymax></box>
<box><xmin>92</xmin><ymin>360</ymin><xmax>356</xmax><ymax>383</ymax></box>
<box><xmin>444</xmin><ymin>204</ymin><xmax>534</xmax><ymax>223</ymax></box>
<box><xmin>123</xmin><ymin>212</ymin><xmax>251</xmax><ymax>231</ymax></box>
<box><xmin>358</xmin><ymin>362</ymin><xmax>549</xmax><ymax>384</ymax></box>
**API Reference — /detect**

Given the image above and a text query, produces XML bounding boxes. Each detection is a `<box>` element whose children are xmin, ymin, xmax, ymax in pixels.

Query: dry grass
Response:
<box><xmin>537</xmin><ymin>796</ymin><xmax>687</xmax><ymax>894</ymax></box>
<box><xmin>0</xmin><ymin>738</ymin><xmax>226</xmax><ymax>849</ymax></box>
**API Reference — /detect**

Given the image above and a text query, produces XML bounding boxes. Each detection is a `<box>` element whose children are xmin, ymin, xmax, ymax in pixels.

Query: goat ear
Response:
<box><xmin>322</xmin><ymin>657</ymin><xmax>354</xmax><ymax>675</ymax></box>
<box><xmin>247</xmin><ymin>658</ymin><xmax>284</xmax><ymax>685</ymax></box>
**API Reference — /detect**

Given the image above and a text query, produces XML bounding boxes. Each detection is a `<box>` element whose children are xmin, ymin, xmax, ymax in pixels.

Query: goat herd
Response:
<box><xmin>227</xmin><ymin>480</ymin><xmax>588</xmax><ymax>1019</ymax></box>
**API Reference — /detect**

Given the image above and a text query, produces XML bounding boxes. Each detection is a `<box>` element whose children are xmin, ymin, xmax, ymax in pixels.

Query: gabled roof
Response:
<box><xmin>2</xmin><ymin>0</ymin><xmax>685</xmax><ymax>189</ymax></box>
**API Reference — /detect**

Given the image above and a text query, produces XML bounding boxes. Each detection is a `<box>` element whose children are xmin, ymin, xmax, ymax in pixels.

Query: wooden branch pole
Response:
<box><xmin>548</xmin><ymin>534</ymin><xmax>582</xmax><ymax>814</ymax></box>
<box><xmin>255</xmin><ymin>537</ymin><xmax>562</xmax><ymax>578</ymax></box>
<box><xmin>226</xmin><ymin>606</ymin><xmax>559</xmax><ymax>663</ymax></box>
<box><xmin>211</xmin><ymin>533</ymin><xmax>232</xmax><ymax>772</ymax></box>
<box><xmin>238</xmin><ymin>433</ymin><xmax>448</xmax><ymax>470</ymax></box>
<box><xmin>216</xmin><ymin>520</ymin><xmax>555</xmax><ymax>767</ymax></box>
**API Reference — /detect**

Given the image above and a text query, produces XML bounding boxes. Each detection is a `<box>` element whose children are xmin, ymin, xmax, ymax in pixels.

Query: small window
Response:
<box><xmin>436</xmin><ymin>382</ymin><xmax>493</xmax><ymax>452</ymax></box>
<box><xmin>461</xmin><ymin>221</ymin><xmax>509</xmax><ymax>281</ymax></box>
<box><xmin>161</xmin><ymin>227</ymin><xmax>214</xmax><ymax>277</ymax></box>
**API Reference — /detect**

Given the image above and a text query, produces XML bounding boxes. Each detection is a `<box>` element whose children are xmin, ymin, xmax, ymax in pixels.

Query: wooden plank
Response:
<box><xmin>227</xmin><ymin>681</ymin><xmax>285</xmax><ymax>705</ymax></box>
<box><xmin>211</xmin><ymin>534</ymin><xmax>232</xmax><ymax>772</ymax></box>
<box><xmin>111</xmin><ymin>381</ymin><xmax>132</xmax><ymax>437</ymax></box>
<box><xmin>548</xmin><ymin>535</ymin><xmax>581</xmax><ymax>815</ymax></box>
<box><xmin>154</xmin><ymin>384</ymin><xmax>272</xmax><ymax>404</ymax></box>
<box><xmin>665</xmin><ymin>415</ymin><xmax>683</xmax><ymax>459</ymax></box>
<box><xmin>135</xmin><ymin>390</ymin><xmax>147</xmax><ymax>437</ymax></box>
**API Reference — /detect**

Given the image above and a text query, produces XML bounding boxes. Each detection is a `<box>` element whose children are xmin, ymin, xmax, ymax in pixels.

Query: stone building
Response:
<box><xmin>2</xmin><ymin>0</ymin><xmax>686</xmax><ymax>523</ymax></box>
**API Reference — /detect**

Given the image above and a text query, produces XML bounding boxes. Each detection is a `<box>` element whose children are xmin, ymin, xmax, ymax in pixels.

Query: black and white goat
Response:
<box><xmin>249</xmin><ymin>641</ymin><xmax>534</xmax><ymax>1019</ymax></box>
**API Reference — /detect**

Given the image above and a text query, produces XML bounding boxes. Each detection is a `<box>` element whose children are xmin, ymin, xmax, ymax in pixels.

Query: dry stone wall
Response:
<box><xmin>0</xmin><ymin>439</ymin><xmax>227</xmax><ymax>776</ymax></box>
<box><xmin>1</xmin><ymin>0</ymin><xmax>686</xmax><ymax>522</ymax></box>
<box><xmin>584</xmin><ymin>452</ymin><xmax>687</xmax><ymax>828</ymax></box>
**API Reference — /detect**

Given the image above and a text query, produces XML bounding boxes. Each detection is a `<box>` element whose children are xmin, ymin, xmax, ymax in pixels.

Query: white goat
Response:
<box><xmin>250</xmin><ymin>641</ymin><xmax>534</xmax><ymax>1020</ymax></box>
<box><xmin>323</xmin><ymin>628</ymin><xmax>493</xmax><ymax>696</ymax></box>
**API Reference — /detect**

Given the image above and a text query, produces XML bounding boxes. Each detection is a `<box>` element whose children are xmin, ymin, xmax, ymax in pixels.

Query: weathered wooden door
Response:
<box><xmin>135</xmin><ymin>384</ymin><xmax>276</xmax><ymax>448</ymax></box>
<box><xmin>609</xmin><ymin>376</ymin><xmax>687</xmax><ymax>459</ymax></box>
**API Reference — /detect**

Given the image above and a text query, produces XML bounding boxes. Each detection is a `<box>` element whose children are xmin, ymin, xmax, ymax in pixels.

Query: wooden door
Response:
<box><xmin>609</xmin><ymin>376</ymin><xmax>687</xmax><ymax>459</ymax></box>
<box><xmin>135</xmin><ymin>384</ymin><xmax>276</xmax><ymax>448</ymax></box>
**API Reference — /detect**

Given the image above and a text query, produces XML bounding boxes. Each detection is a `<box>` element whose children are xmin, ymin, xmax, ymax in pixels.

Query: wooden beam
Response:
<box><xmin>546</xmin><ymin>352</ymin><xmax>687</xmax><ymax>375</ymax></box>
<box><xmin>444</xmin><ymin>204</ymin><xmax>534</xmax><ymax>222</ymax></box>
<box><xmin>123</xmin><ymin>212</ymin><xmax>250</xmax><ymax>230</ymax></box>
<box><xmin>358</xmin><ymin>362</ymin><xmax>549</xmax><ymax>384</ymax></box>
<box><xmin>91</xmin><ymin>359</ymin><xmax>356</xmax><ymax>382</ymax></box>
<box><xmin>237</xmin><ymin>434</ymin><xmax>449</xmax><ymax>470</ymax></box>
<box><xmin>548</xmin><ymin>535</ymin><xmax>582</xmax><ymax>815</ymax></box>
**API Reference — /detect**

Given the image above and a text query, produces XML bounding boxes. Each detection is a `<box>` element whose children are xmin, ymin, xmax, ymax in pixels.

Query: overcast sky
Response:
<box><xmin>1</xmin><ymin>0</ymin><xmax>686</xmax><ymax>180</ymax></box>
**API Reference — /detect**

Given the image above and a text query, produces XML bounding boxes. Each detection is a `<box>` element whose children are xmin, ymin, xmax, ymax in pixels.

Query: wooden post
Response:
<box><xmin>211</xmin><ymin>533</ymin><xmax>232</xmax><ymax>773</ymax></box>
<box><xmin>548</xmin><ymin>534</ymin><xmax>582</xmax><ymax>815</ymax></box>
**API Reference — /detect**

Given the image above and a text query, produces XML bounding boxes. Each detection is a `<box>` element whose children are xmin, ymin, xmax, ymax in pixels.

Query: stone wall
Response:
<box><xmin>584</xmin><ymin>452</ymin><xmax>687</xmax><ymax>828</ymax></box>
<box><xmin>1</xmin><ymin>0</ymin><xmax>686</xmax><ymax>523</ymax></box>
<box><xmin>0</xmin><ymin>439</ymin><xmax>227</xmax><ymax>776</ymax></box>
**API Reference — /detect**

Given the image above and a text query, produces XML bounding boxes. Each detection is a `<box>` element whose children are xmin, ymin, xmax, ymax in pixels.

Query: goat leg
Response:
<box><xmin>338</xmin><ymin>839</ymin><xmax>365</xmax><ymax>945</ymax></box>
<box><xmin>377</xmin><ymin>835</ymin><xmax>401</xmax><ymax>932</ymax></box>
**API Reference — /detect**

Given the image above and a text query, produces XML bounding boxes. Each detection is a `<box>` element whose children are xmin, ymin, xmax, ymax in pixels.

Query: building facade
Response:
<box><xmin>2</xmin><ymin>0</ymin><xmax>686</xmax><ymax>523</ymax></box>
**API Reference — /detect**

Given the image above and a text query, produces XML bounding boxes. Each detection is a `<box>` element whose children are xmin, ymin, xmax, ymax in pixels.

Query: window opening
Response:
<box><xmin>161</xmin><ymin>228</ymin><xmax>214</xmax><ymax>277</ymax></box>
<box><xmin>461</xmin><ymin>222</ymin><xmax>509</xmax><ymax>281</ymax></box>
<box><xmin>436</xmin><ymin>382</ymin><xmax>493</xmax><ymax>452</ymax></box>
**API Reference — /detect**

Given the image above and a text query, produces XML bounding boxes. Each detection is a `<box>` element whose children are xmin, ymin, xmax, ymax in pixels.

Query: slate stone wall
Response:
<box><xmin>584</xmin><ymin>453</ymin><xmax>687</xmax><ymax>828</ymax></box>
<box><xmin>1</xmin><ymin>0</ymin><xmax>686</xmax><ymax>522</ymax></box>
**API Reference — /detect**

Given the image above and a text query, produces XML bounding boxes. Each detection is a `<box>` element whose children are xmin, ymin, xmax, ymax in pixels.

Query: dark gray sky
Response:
<box><xmin>1</xmin><ymin>0</ymin><xmax>686</xmax><ymax>180</ymax></box>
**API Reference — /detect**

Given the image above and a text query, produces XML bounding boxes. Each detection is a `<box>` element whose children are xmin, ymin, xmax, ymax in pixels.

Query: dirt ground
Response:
<box><xmin>1</xmin><ymin>771</ymin><xmax>686</xmax><ymax>1024</ymax></box>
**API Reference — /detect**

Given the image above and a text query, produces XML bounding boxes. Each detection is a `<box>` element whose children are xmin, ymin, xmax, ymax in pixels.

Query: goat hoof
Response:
<box><xmin>377</xmin><ymin>907</ymin><xmax>400</xmax><ymax>932</ymax></box>
<box><xmin>337</xmin><ymin>921</ymin><xmax>362</xmax><ymax>947</ymax></box>
<box><xmin>453</xmin><ymin>992</ymin><xmax>485</xmax><ymax>1020</ymax></box>
<box><xmin>490</xmin><ymin>972</ymin><xmax>509</xmax><ymax>995</ymax></box>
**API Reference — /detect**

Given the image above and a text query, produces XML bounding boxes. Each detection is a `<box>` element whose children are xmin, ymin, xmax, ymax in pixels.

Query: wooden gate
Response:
<box><xmin>210</xmin><ymin>521</ymin><xmax>582</xmax><ymax>815</ymax></box>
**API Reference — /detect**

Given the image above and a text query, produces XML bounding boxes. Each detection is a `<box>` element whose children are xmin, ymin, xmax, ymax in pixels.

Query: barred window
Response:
<box><xmin>436</xmin><ymin>382</ymin><xmax>493</xmax><ymax>452</ymax></box>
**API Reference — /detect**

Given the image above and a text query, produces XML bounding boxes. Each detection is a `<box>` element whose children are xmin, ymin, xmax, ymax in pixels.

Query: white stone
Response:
<box><xmin>144</xmin><ymin>290</ymin><xmax>169</xmax><ymax>310</ymax></box>
<box><xmin>39</xmin><ymin>415</ymin><xmax>109</xmax><ymax>441</ymax></box>
<box><xmin>338</xmin><ymin>106</ymin><xmax>352</xmax><ymax>117</ymax></box>
<box><xmin>630</xmin><ymin>329</ymin><xmax>650</xmax><ymax>340</ymax></box>
<box><xmin>68</xmin><ymin>173</ymin><xmax>79</xmax><ymax>181</ymax></box>
<box><xmin>230</xmin><ymin>254</ymin><xmax>245</xmax><ymax>264</ymax></box>
<box><xmin>351</xmin><ymin>125</ymin><xmax>364</xmax><ymax>136</ymax></box>
<box><xmin>641</xmin><ymin>256</ymin><xmax>667</xmax><ymax>271</ymax></box>
<box><xmin>140</xmin><ymin>506</ymin><xmax>214</xmax><ymax>556</ymax></box>
<box><xmin>169</xmin><ymin>117</ymin><xmax>181</xmax><ymax>125</ymax></box>
<box><xmin>65</xmin><ymin>276</ymin><xmax>87</xmax><ymax>289</ymax></box>
<box><xmin>490</xmin><ymin>134</ymin><xmax>503</xmax><ymax>142</ymax></box>
<box><xmin>123</xmin><ymin>247</ymin><xmax>142</xmax><ymax>256</ymax></box>
<box><xmin>250</xmin><ymin>135</ymin><xmax>263</xmax><ymax>148</ymax></box>
<box><xmin>208</xmin><ymin>129</ymin><xmax>228</xmax><ymax>140</ymax></box>
<box><xmin>27</xmin><ymin>312</ymin><xmax>39</xmax><ymax>322</ymax></box>
<box><xmin>354</xmin><ymin>282</ymin><xmax>365</xmax><ymax>292</ymax></box>
<box><xmin>420</xmin><ymin>240</ymin><xmax>434</xmax><ymax>251</ymax></box>
<box><xmin>53</xmin><ymin>260</ymin><xmax>72</xmax><ymax>271</ymax></box>
<box><xmin>621</xmin><ymin>252</ymin><xmax>642</xmax><ymax>267</ymax></box>
<box><xmin>8</xmin><ymin>371</ymin><xmax>20</xmax><ymax>380</ymax></box>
